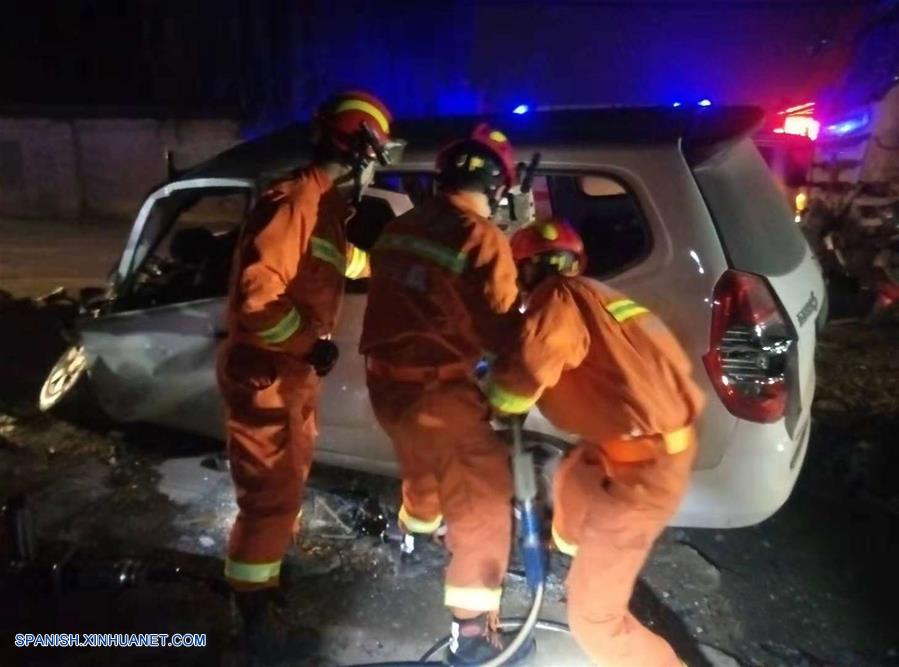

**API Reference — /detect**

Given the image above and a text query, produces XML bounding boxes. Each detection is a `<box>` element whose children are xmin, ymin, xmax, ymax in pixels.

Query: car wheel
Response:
<box><xmin>38</xmin><ymin>344</ymin><xmax>88</xmax><ymax>412</ymax></box>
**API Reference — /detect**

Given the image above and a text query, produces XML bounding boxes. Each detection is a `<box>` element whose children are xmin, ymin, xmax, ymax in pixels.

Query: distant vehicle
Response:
<box><xmin>800</xmin><ymin>83</ymin><xmax>899</xmax><ymax>317</ymax></box>
<box><xmin>41</xmin><ymin>107</ymin><xmax>826</xmax><ymax>528</ymax></box>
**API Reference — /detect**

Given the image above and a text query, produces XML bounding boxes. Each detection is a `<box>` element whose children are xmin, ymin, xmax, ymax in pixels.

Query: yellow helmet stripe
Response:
<box><xmin>538</xmin><ymin>223</ymin><xmax>558</xmax><ymax>240</ymax></box>
<box><xmin>335</xmin><ymin>99</ymin><xmax>390</xmax><ymax>134</ymax></box>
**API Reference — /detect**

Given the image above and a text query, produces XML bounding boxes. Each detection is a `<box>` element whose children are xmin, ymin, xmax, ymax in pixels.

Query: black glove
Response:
<box><xmin>307</xmin><ymin>339</ymin><xmax>339</xmax><ymax>377</ymax></box>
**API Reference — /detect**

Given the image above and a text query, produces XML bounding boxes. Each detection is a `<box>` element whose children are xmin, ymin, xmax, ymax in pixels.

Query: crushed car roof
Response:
<box><xmin>183</xmin><ymin>106</ymin><xmax>764</xmax><ymax>181</ymax></box>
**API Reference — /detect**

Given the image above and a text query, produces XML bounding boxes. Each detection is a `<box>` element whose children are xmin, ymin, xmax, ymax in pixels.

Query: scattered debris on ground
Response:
<box><xmin>2</xmin><ymin>288</ymin><xmax>899</xmax><ymax>665</ymax></box>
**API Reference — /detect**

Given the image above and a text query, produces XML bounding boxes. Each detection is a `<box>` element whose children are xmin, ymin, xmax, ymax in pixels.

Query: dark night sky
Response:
<box><xmin>0</xmin><ymin>1</ymin><xmax>888</xmax><ymax>129</ymax></box>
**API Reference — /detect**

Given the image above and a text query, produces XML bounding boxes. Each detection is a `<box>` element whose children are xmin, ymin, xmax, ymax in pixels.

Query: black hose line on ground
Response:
<box><xmin>418</xmin><ymin>618</ymin><xmax>572</xmax><ymax>663</ymax></box>
<box><xmin>351</xmin><ymin>616</ymin><xmax>572</xmax><ymax>667</ymax></box>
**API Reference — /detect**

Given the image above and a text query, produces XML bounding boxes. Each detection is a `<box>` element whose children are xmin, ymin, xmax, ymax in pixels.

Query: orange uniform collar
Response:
<box><xmin>308</xmin><ymin>165</ymin><xmax>334</xmax><ymax>193</ymax></box>
<box><xmin>443</xmin><ymin>190</ymin><xmax>491</xmax><ymax>218</ymax></box>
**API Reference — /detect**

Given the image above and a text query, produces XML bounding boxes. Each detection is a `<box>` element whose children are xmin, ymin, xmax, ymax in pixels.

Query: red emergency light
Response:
<box><xmin>772</xmin><ymin>102</ymin><xmax>820</xmax><ymax>141</ymax></box>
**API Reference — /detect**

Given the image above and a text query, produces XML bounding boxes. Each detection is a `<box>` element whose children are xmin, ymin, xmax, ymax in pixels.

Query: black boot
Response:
<box><xmin>447</xmin><ymin>613</ymin><xmax>536</xmax><ymax>666</ymax></box>
<box><xmin>234</xmin><ymin>588</ymin><xmax>320</xmax><ymax>667</ymax></box>
<box><xmin>383</xmin><ymin>519</ymin><xmax>446</xmax><ymax>577</ymax></box>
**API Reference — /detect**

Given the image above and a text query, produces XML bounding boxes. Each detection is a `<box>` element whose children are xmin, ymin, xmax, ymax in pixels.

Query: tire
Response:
<box><xmin>38</xmin><ymin>344</ymin><xmax>88</xmax><ymax>412</ymax></box>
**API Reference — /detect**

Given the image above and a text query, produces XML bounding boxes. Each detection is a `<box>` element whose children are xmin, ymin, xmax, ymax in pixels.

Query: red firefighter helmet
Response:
<box><xmin>435</xmin><ymin>123</ymin><xmax>518</xmax><ymax>189</ymax></box>
<box><xmin>312</xmin><ymin>90</ymin><xmax>402</xmax><ymax>165</ymax></box>
<box><xmin>510</xmin><ymin>220</ymin><xmax>587</xmax><ymax>275</ymax></box>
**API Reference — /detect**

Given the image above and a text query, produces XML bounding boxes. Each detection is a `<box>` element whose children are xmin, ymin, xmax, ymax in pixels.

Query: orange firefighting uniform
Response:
<box><xmin>217</xmin><ymin>166</ymin><xmax>369</xmax><ymax>591</ymax></box>
<box><xmin>489</xmin><ymin>275</ymin><xmax>705</xmax><ymax>666</ymax></box>
<box><xmin>359</xmin><ymin>192</ymin><xmax>519</xmax><ymax>616</ymax></box>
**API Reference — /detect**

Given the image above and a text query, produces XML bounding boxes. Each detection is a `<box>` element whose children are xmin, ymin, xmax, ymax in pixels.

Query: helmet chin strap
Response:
<box><xmin>331</xmin><ymin>145</ymin><xmax>372</xmax><ymax>205</ymax></box>
<box><xmin>487</xmin><ymin>186</ymin><xmax>502</xmax><ymax>216</ymax></box>
<box><xmin>485</xmin><ymin>178</ymin><xmax>507</xmax><ymax>217</ymax></box>
<box><xmin>351</xmin><ymin>159</ymin><xmax>365</xmax><ymax>205</ymax></box>
<box><xmin>349</xmin><ymin>123</ymin><xmax>384</xmax><ymax>205</ymax></box>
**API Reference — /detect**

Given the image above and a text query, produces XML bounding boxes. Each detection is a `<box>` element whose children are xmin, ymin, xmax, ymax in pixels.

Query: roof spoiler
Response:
<box><xmin>683</xmin><ymin>106</ymin><xmax>765</xmax><ymax>165</ymax></box>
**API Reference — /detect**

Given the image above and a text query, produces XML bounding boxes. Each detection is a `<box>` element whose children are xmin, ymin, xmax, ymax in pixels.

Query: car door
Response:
<box><xmin>79</xmin><ymin>178</ymin><xmax>254</xmax><ymax>437</ymax></box>
<box><xmin>80</xmin><ymin>182</ymin><xmax>414</xmax><ymax>457</ymax></box>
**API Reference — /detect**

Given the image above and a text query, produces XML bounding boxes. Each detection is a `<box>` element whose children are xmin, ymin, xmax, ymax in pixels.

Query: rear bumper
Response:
<box><xmin>671</xmin><ymin>409</ymin><xmax>811</xmax><ymax>528</ymax></box>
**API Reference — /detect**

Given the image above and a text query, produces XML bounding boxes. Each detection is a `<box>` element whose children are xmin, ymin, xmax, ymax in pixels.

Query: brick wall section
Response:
<box><xmin>0</xmin><ymin>118</ymin><xmax>81</xmax><ymax>219</ymax></box>
<box><xmin>0</xmin><ymin>117</ymin><xmax>240</xmax><ymax>221</ymax></box>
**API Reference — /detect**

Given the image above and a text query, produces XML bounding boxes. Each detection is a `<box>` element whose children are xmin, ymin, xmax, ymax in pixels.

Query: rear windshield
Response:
<box><xmin>691</xmin><ymin>139</ymin><xmax>808</xmax><ymax>277</ymax></box>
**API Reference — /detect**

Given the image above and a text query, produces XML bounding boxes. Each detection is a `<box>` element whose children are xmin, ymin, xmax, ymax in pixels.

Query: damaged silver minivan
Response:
<box><xmin>41</xmin><ymin>107</ymin><xmax>826</xmax><ymax>528</ymax></box>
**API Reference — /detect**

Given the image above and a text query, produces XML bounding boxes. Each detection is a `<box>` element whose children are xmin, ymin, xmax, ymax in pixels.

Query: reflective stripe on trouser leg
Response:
<box><xmin>398</xmin><ymin>505</ymin><xmax>443</xmax><ymax>534</ymax></box>
<box><xmin>222</xmin><ymin>367</ymin><xmax>318</xmax><ymax>591</ymax></box>
<box><xmin>399</xmin><ymin>474</ymin><xmax>443</xmax><ymax>535</ymax></box>
<box><xmin>366</xmin><ymin>375</ymin><xmax>512</xmax><ymax>615</ymax></box>
<box><xmin>444</xmin><ymin>585</ymin><xmax>503</xmax><ymax>612</ymax></box>
<box><xmin>552</xmin><ymin>524</ymin><xmax>579</xmax><ymax>557</ymax></box>
<box><xmin>226</xmin><ymin>510</ymin><xmax>296</xmax><ymax>590</ymax></box>
<box><xmin>434</xmin><ymin>386</ymin><xmax>512</xmax><ymax>615</ymax></box>
<box><xmin>224</xmin><ymin>558</ymin><xmax>282</xmax><ymax>585</ymax></box>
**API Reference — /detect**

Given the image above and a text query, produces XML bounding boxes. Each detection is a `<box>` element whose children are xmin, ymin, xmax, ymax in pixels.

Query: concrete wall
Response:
<box><xmin>0</xmin><ymin>117</ymin><xmax>240</xmax><ymax>221</ymax></box>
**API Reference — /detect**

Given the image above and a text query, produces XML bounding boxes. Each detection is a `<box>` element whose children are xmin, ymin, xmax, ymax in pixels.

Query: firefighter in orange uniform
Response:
<box><xmin>489</xmin><ymin>220</ymin><xmax>705</xmax><ymax>667</ymax></box>
<box><xmin>360</xmin><ymin>124</ymin><xmax>533</xmax><ymax>665</ymax></box>
<box><xmin>217</xmin><ymin>91</ymin><xmax>401</xmax><ymax>663</ymax></box>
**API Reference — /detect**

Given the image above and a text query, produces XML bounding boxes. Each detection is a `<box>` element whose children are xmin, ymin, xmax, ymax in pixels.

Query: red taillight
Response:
<box><xmin>703</xmin><ymin>270</ymin><xmax>796</xmax><ymax>423</ymax></box>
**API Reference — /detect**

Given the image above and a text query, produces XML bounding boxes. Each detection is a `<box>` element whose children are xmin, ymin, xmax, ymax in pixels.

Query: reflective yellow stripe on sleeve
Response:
<box><xmin>485</xmin><ymin>380</ymin><xmax>538</xmax><ymax>415</ymax></box>
<box><xmin>398</xmin><ymin>505</ymin><xmax>443</xmax><ymax>534</ymax></box>
<box><xmin>310</xmin><ymin>236</ymin><xmax>347</xmax><ymax>274</ymax></box>
<box><xmin>444</xmin><ymin>585</ymin><xmax>503</xmax><ymax>612</ymax></box>
<box><xmin>605</xmin><ymin>298</ymin><xmax>650</xmax><ymax>323</ymax></box>
<box><xmin>257</xmin><ymin>307</ymin><xmax>301</xmax><ymax>344</ymax></box>
<box><xmin>345</xmin><ymin>245</ymin><xmax>369</xmax><ymax>279</ymax></box>
<box><xmin>224</xmin><ymin>558</ymin><xmax>282</xmax><ymax>584</ymax></box>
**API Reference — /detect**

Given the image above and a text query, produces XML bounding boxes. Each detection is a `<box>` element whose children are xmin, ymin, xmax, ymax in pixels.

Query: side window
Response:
<box><xmin>122</xmin><ymin>189</ymin><xmax>250</xmax><ymax>309</ymax></box>
<box><xmin>371</xmin><ymin>170</ymin><xmax>650</xmax><ymax>278</ymax></box>
<box><xmin>537</xmin><ymin>173</ymin><xmax>651</xmax><ymax>278</ymax></box>
<box><xmin>373</xmin><ymin>172</ymin><xmax>436</xmax><ymax>207</ymax></box>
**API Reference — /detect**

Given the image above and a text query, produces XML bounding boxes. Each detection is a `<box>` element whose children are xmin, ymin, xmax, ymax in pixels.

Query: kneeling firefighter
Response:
<box><xmin>488</xmin><ymin>220</ymin><xmax>705</xmax><ymax>667</ymax></box>
<box><xmin>360</xmin><ymin>124</ymin><xmax>535</xmax><ymax>665</ymax></box>
<box><xmin>217</xmin><ymin>91</ymin><xmax>402</xmax><ymax>664</ymax></box>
